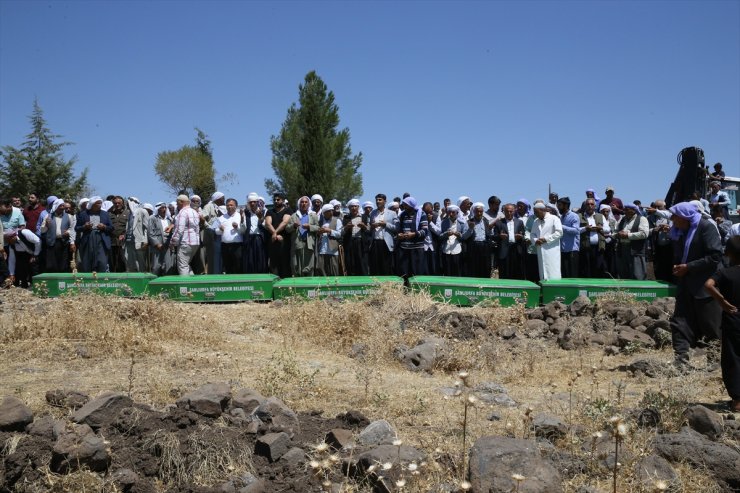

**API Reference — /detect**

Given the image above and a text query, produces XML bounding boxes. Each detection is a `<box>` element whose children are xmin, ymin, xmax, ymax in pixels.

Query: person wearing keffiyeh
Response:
<box><xmin>668</xmin><ymin>201</ymin><xmax>723</xmax><ymax>370</ymax></box>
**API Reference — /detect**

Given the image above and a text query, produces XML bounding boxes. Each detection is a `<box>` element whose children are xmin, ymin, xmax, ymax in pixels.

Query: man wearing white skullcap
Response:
<box><xmin>124</xmin><ymin>197</ymin><xmax>153</xmax><ymax>272</ymax></box>
<box><xmin>149</xmin><ymin>201</ymin><xmax>175</xmax><ymax>275</ymax></box>
<box><xmin>170</xmin><ymin>194</ymin><xmax>201</xmax><ymax>275</ymax></box>
<box><xmin>457</xmin><ymin>196</ymin><xmax>472</xmax><ymax>220</ymax></box>
<box><xmin>316</xmin><ymin>203</ymin><xmax>342</xmax><ymax>276</ymax></box>
<box><xmin>342</xmin><ymin>199</ymin><xmax>369</xmax><ymax>275</ymax></box>
<box><xmin>368</xmin><ymin>193</ymin><xmax>398</xmax><ymax>275</ymax></box>
<box><xmin>242</xmin><ymin>192</ymin><xmax>268</xmax><ymax>273</ymax></box>
<box><xmin>461</xmin><ymin>202</ymin><xmax>491</xmax><ymax>277</ymax></box>
<box><xmin>311</xmin><ymin>194</ymin><xmax>323</xmax><ymax>214</ymax></box>
<box><xmin>75</xmin><ymin>196</ymin><xmax>114</xmax><ymax>273</ymax></box>
<box><xmin>530</xmin><ymin>201</ymin><xmax>563</xmax><ymax>281</ymax></box>
<box><xmin>40</xmin><ymin>198</ymin><xmax>73</xmax><ymax>272</ymax></box>
<box><xmin>199</xmin><ymin>192</ymin><xmax>225</xmax><ymax>273</ymax></box>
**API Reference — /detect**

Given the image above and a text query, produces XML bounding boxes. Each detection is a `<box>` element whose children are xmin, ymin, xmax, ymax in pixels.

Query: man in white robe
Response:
<box><xmin>530</xmin><ymin>202</ymin><xmax>563</xmax><ymax>281</ymax></box>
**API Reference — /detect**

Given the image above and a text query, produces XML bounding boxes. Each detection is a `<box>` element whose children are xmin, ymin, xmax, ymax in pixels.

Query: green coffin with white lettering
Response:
<box><xmin>539</xmin><ymin>278</ymin><xmax>676</xmax><ymax>304</ymax></box>
<box><xmin>408</xmin><ymin>276</ymin><xmax>540</xmax><ymax>307</ymax></box>
<box><xmin>146</xmin><ymin>274</ymin><xmax>277</xmax><ymax>302</ymax></box>
<box><xmin>33</xmin><ymin>272</ymin><xmax>156</xmax><ymax>297</ymax></box>
<box><xmin>272</xmin><ymin>276</ymin><xmax>404</xmax><ymax>300</ymax></box>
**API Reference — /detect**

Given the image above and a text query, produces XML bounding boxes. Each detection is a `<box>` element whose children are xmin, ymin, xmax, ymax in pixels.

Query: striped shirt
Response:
<box><xmin>171</xmin><ymin>206</ymin><xmax>201</xmax><ymax>246</ymax></box>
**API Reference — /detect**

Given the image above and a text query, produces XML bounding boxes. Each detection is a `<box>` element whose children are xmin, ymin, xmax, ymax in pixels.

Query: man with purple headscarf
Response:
<box><xmin>669</xmin><ymin>201</ymin><xmax>723</xmax><ymax>370</ymax></box>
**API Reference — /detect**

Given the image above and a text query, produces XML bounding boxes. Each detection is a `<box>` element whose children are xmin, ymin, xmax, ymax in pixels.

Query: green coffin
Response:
<box><xmin>272</xmin><ymin>276</ymin><xmax>404</xmax><ymax>300</ymax></box>
<box><xmin>33</xmin><ymin>272</ymin><xmax>155</xmax><ymax>297</ymax></box>
<box><xmin>147</xmin><ymin>274</ymin><xmax>277</xmax><ymax>302</ymax></box>
<box><xmin>539</xmin><ymin>278</ymin><xmax>677</xmax><ymax>304</ymax></box>
<box><xmin>408</xmin><ymin>276</ymin><xmax>540</xmax><ymax>307</ymax></box>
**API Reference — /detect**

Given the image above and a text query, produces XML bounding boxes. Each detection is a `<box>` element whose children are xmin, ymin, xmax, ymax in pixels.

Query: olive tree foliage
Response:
<box><xmin>154</xmin><ymin>128</ymin><xmax>218</xmax><ymax>198</ymax></box>
<box><xmin>265</xmin><ymin>71</ymin><xmax>363</xmax><ymax>203</ymax></box>
<box><xmin>0</xmin><ymin>99</ymin><xmax>88</xmax><ymax>199</ymax></box>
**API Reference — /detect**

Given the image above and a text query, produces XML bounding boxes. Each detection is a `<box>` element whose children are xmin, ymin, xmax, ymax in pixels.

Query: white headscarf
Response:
<box><xmin>87</xmin><ymin>196</ymin><xmax>103</xmax><ymax>210</ymax></box>
<box><xmin>347</xmin><ymin>199</ymin><xmax>360</xmax><ymax>207</ymax></box>
<box><xmin>51</xmin><ymin>198</ymin><xmax>65</xmax><ymax>213</ymax></box>
<box><xmin>311</xmin><ymin>194</ymin><xmax>323</xmax><ymax>203</ymax></box>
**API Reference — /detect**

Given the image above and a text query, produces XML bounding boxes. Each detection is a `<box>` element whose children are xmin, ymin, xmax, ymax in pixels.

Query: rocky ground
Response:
<box><xmin>0</xmin><ymin>287</ymin><xmax>739</xmax><ymax>492</ymax></box>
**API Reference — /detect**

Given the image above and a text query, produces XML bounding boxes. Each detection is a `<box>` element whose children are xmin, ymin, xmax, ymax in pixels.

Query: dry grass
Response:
<box><xmin>0</xmin><ymin>286</ymin><xmax>735</xmax><ymax>491</ymax></box>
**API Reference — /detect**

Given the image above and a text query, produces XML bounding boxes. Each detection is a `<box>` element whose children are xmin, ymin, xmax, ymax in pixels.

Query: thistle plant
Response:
<box><xmin>609</xmin><ymin>416</ymin><xmax>629</xmax><ymax>493</ymax></box>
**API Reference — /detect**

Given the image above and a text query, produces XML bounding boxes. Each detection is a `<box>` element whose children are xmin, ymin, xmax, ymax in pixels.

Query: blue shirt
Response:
<box><xmin>560</xmin><ymin>210</ymin><xmax>581</xmax><ymax>253</ymax></box>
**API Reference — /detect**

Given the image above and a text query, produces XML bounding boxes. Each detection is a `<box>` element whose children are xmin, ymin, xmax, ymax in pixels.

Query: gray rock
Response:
<box><xmin>589</xmin><ymin>332</ymin><xmax>618</xmax><ymax>346</ymax></box>
<box><xmin>527</xmin><ymin>308</ymin><xmax>545</xmax><ymax>320</ymax></box>
<box><xmin>525</xmin><ymin>319</ymin><xmax>549</xmax><ymax>336</ymax></box>
<box><xmin>616</xmin><ymin>327</ymin><xmax>655</xmax><ymax>349</ymax></box>
<box><xmin>558</xmin><ymin>327</ymin><xmax>591</xmax><ymax>350</ymax></box>
<box><xmin>358</xmin><ymin>419</ymin><xmax>396</xmax><ymax>446</ymax></box>
<box><xmin>569</xmin><ymin>296</ymin><xmax>592</xmax><ymax>316</ymax></box>
<box><xmin>253</xmin><ymin>397</ymin><xmax>300</xmax><ymax>436</ymax></box>
<box><xmin>111</xmin><ymin>468</ymin><xmax>140</xmax><ymax>490</ymax></box>
<box><xmin>231</xmin><ymin>388</ymin><xmax>264</xmax><ymax>414</ymax></box>
<box><xmin>45</xmin><ymin>389</ymin><xmax>90</xmax><ymax>409</ymax></box>
<box><xmin>533</xmin><ymin>414</ymin><xmax>568</xmax><ymax>441</ymax></box>
<box><xmin>592</xmin><ymin>315</ymin><xmax>616</xmax><ymax>333</ymax></box>
<box><xmin>398</xmin><ymin>338</ymin><xmax>446</xmax><ymax>372</ymax></box>
<box><xmin>635</xmin><ymin>408</ymin><xmax>662</xmax><ymax>429</ymax></box>
<box><xmin>176</xmin><ymin>382</ymin><xmax>231</xmax><ymax>417</ymax></box>
<box><xmin>627</xmin><ymin>358</ymin><xmax>671</xmax><ymax>378</ymax></box>
<box><xmin>685</xmin><ymin>405</ymin><xmax>724</xmax><ymax>440</ymax></box>
<box><xmin>548</xmin><ymin>319</ymin><xmax>569</xmax><ymax>337</ymax></box>
<box><xmin>0</xmin><ymin>396</ymin><xmax>33</xmax><ymax>431</ymax></box>
<box><xmin>499</xmin><ymin>325</ymin><xmax>518</xmax><ymax>339</ymax></box>
<box><xmin>604</xmin><ymin>345</ymin><xmax>620</xmax><ymax>356</ymax></box>
<box><xmin>25</xmin><ymin>415</ymin><xmax>62</xmax><ymax>438</ymax></box>
<box><xmin>474</xmin><ymin>382</ymin><xmax>517</xmax><ymax>407</ymax></box>
<box><xmin>645</xmin><ymin>304</ymin><xmax>666</xmax><ymax>319</ymax></box>
<box><xmin>615</xmin><ymin>307</ymin><xmax>642</xmax><ymax>325</ymax></box>
<box><xmin>236</xmin><ymin>473</ymin><xmax>266</xmax><ymax>493</ymax></box>
<box><xmin>469</xmin><ymin>436</ymin><xmax>563</xmax><ymax>493</ymax></box>
<box><xmin>634</xmin><ymin>455</ymin><xmax>679</xmax><ymax>489</ymax></box>
<box><xmin>629</xmin><ymin>315</ymin><xmax>654</xmax><ymax>329</ymax></box>
<box><xmin>280</xmin><ymin>447</ymin><xmax>305</xmax><ymax>468</ymax></box>
<box><xmin>653</xmin><ymin>427</ymin><xmax>740</xmax><ymax>491</ymax></box>
<box><xmin>255</xmin><ymin>432</ymin><xmax>290</xmax><ymax>462</ymax></box>
<box><xmin>51</xmin><ymin>423</ymin><xmax>110</xmax><ymax>473</ymax></box>
<box><xmin>72</xmin><ymin>392</ymin><xmax>133</xmax><ymax>430</ymax></box>
<box><xmin>325</xmin><ymin>428</ymin><xmax>354</xmax><ymax>450</ymax></box>
<box><xmin>354</xmin><ymin>445</ymin><xmax>425</xmax><ymax>491</ymax></box>
<box><xmin>542</xmin><ymin>301</ymin><xmax>566</xmax><ymax>319</ymax></box>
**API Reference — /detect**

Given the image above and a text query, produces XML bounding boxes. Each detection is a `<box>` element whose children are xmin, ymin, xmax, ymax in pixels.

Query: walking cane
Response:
<box><xmin>339</xmin><ymin>244</ymin><xmax>346</xmax><ymax>275</ymax></box>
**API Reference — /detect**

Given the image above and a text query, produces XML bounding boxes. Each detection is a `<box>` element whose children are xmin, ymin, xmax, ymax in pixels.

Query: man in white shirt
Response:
<box><xmin>530</xmin><ymin>202</ymin><xmax>563</xmax><ymax>281</ymax></box>
<box><xmin>212</xmin><ymin>198</ymin><xmax>243</xmax><ymax>274</ymax></box>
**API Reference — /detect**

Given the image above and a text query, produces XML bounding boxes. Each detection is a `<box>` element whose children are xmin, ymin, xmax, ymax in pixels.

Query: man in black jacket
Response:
<box><xmin>668</xmin><ymin>202</ymin><xmax>723</xmax><ymax>369</ymax></box>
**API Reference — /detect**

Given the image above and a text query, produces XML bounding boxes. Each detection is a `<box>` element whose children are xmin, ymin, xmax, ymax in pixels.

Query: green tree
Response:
<box><xmin>266</xmin><ymin>71</ymin><xmax>363</xmax><ymax>203</ymax></box>
<box><xmin>154</xmin><ymin>128</ymin><xmax>217</xmax><ymax>198</ymax></box>
<box><xmin>0</xmin><ymin>99</ymin><xmax>88</xmax><ymax>199</ymax></box>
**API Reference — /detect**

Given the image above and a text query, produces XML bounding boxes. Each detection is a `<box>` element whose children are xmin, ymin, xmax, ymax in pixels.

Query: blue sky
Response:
<box><xmin>1</xmin><ymin>0</ymin><xmax>738</xmax><ymax>208</ymax></box>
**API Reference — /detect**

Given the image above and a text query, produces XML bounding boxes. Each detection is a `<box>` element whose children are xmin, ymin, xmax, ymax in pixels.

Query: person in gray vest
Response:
<box><xmin>285</xmin><ymin>196</ymin><xmax>319</xmax><ymax>276</ymax></box>
<box><xmin>40</xmin><ymin>198</ymin><xmax>74</xmax><ymax>272</ymax></box>
<box><xmin>316</xmin><ymin>204</ymin><xmax>342</xmax><ymax>276</ymax></box>
<box><xmin>615</xmin><ymin>203</ymin><xmax>649</xmax><ymax>279</ymax></box>
<box><xmin>578</xmin><ymin>198</ymin><xmax>609</xmax><ymax>278</ymax></box>
<box><xmin>148</xmin><ymin>202</ymin><xmax>175</xmax><ymax>275</ymax></box>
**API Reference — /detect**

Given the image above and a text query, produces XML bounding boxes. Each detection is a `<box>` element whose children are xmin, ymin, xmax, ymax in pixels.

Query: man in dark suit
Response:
<box><xmin>668</xmin><ymin>202</ymin><xmax>723</xmax><ymax>369</ymax></box>
<box><xmin>493</xmin><ymin>203</ymin><xmax>526</xmax><ymax>279</ymax></box>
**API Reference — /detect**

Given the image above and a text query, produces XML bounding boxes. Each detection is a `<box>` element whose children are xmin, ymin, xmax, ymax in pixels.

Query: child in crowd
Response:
<box><xmin>705</xmin><ymin>236</ymin><xmax>740</xmax><ymax>412</ymax></box>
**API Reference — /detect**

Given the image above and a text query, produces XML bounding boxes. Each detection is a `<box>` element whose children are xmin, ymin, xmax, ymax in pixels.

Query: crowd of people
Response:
<box><xmin>1</xmin><ymin>182</ymin><xmax>739</xmax><ymax>410</ymax></box>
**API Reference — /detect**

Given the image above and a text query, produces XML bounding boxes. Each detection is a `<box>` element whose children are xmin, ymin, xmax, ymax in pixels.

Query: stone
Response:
<box><xmin>635</xmin><ymin>408</ymin><xmax>662</xmax><ymax>428</ymax></box>
<box><xmin>685</xmin><ymin>405</ymin><xmax>724</xmax><ymax>440</ymax></box>
<box><xmin>542</xmin><ymin>301</ymin><xmax>566</xmax><ymax>319</ymax></box>
<box><xmin>627</xmin><ymin>358</ymin><xmax>670</xmax><ymax>378</ymax></box>
<box><xmin>25</xmin><ymin>415</ymin><xmax>62</xmax><ymax>439</ymax></box>
<box><xmin>645</xmin><ymin>304</ymin><xmax>665</xmax><ymax>319</ymax></box>
<box><xmin>616</xmin><ymin>327</ymin><xmax>655</xmax><ymax>349</ymax></box>
<box><xmin>398</xmin><ymin>337</ymin><xmax>446</xmax><ymax>372</ymax></box>
<box><xmin>615</xmin><ymin>307</ymin><xmax>641</xmax><ymax>325</ymax></box>
<box><xmin>604</xmin><ymin>345</ymin><xmax>620</xmax><ymax>356</ymax></box>
<box><xmin>280</xmin><ymin>447</ymin><xmax>305</xmax><ymax>467</ymax></box>
<box><xmin>590</xmin><ymin>332</ymin><xmax>618</xmax><ymax>346</ymax></box>
<box><xmin>175</xmin><ymin>382</ymin><xmax>231</xmax><ymax>417</ymax></box>
<box><xmin>474</xmin><ymin>382</ymin><xmax>517</xmax><ymax>407</ymax></box>
<box><xmin>255</xmin><ymin>432</ymin><xmax>290</xmax><ymax>462</ymax></box>
<box><xmin>337</xmin><ymin>410</ymin><xmax>370</xmax><ymax>428</ymax></box>
<box><xmin>558</xmin><ymin>328</ymin><xmax>591</xmax><ymax>350</ymax></box>
<box><xmin>236</xmin><ymin>473</ymin><xmax>266</xmax><ymax>493</ymax></box>
<box><xmin>72</xmin><ymin>392</ymin><xmax>133</xmax><ymax>430</ymax></box>
<box><xmin>525</xmin><ymin>319</ymin><xmax>549</xmax><ymax>336</ymax></box>
<box><xmin>51</xmin><ymin>423</ymin><xmax>111</xmax><ymax>473</ymax></box>
<box><xmin>569</xmin><ymin>296</ymin><xmax>592</xmax><ymax>316</ymax></box>
<box><xmin>0</xmin><ymin>396</ymin><xmax>33</xmax><ymax>431</ymax></box>
<box><xmin>499</xmin><ymin>325</ymin><xmax>518</xmax><ymax>339</ymax></box>
<box><xmin>588</xmin><ymin>432</ymin><xmax>633</xmax><ymax>470</ymax></box>
<box><xmin>325</xmin><ymin>428</ymin><xmax>355</xmax><ymax>450</ymax></box>
<box><xmin>653</xmin><ymin>427</ymin><xmax>740</xmax><ymax>491</ymax></box>
<box><xmin>634</xmin><ymin>455</ymin><xmax>679</xmax><ymax>489</ymax></box>
<box><xmin>354</xmin><ymin>445</ymin><xmax>425</xmax><ymax>491</ymax></box>
<box><xmin>438</xmin><ymin>311</ymin><xmax>487</xmax><ymax>340</ymax></box>
<box><xmin>469</xmin><ymin>436</ymin><xmax>563</xmax><ymax>492</ymax></box>
<box><xmin>629</xmin><ymin>315</ymin><xmax>654</xmax><ymax>330</ymax></box>
<box><xmin>231</xmin><ymin>388</ymin><xmax>264</xmax><ymax>414</ymax></box>
<box><xmin>45</xmin><ymin>389</ymin><xmax>90</xmax><ymax>409</ymax></box>
<box><xmin>358</xmin><ymin>419</ymin><xmax>396</xmax><ymax>446</ymax></box>
<box><xmin>533</xmin><ymin>414</ymin><xmax>568</xmax><ymax>441</ymax></box>
<box><xmin>253</xmin><ymin>397</ymin><xmax>300</xmax><ymax>436</ymax></box>
<box><xmin>527</xmin><ymin>308</ymin><xmax>545</xmax><ymax>320</ymax></box>
<box><xmin>111</xmin><ymin>468</ymin><xmax>140</xmax><ymax>490</ymax></box>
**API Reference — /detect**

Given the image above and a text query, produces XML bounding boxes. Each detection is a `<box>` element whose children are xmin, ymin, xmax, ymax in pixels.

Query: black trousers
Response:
<box><xmin>14</xmin><ymin>251</ymin><xmax>33</xmax><ymax>288</ymax></box>
<box><xmin>268</xmin><ymin>237</ymin><xmax>292</xmax><ymax>278</ymax></box>
<box><xmin>579</xmin><ymin>246</ymin><xmax>603</xmax><ymax>278</ymax></box>
<box><xmin>221</xmin><ymin>242</ymin><xmax>243</xmax><ymax>274</ymax></box>
<box><xmin>653</xmin><ymin>243</ymin><xmax>674</xmax><ymax>283</ymax></box>
<box><xmin>670</xmin><ymin>289</ymin><xmax>722</xmax><ymax>361</ymax></box>
<box><xmin>442</xmin><ymin>253</ymin><xmax>462</xmax><ymax>277</ymax></box>
<box><xmin>369</xmin><ymin>240</ymin><xmax>393</xmax><ymax>275</ymax></box>
<box><xmin>561</xmin><ymin>251</ymin><xmax>579</xmax><ymax>278</ymax></box>
<box><xmin>397</xmin><ymin>247</ymin><xmax>426</xmax><ymax>279</ymax></box>
<box><xmin>46</xmin><ymin>241</ymin><xmax>70</xmax><ymax>273</ymax></box>
<box><xmin>467</xmin><ymin>241</ymin><xmax>491</xmax><ymax>278</ymax></box>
